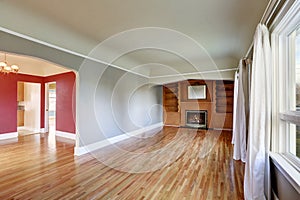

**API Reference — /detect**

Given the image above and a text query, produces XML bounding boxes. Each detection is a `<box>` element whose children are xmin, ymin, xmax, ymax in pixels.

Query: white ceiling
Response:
<box><xmin>0</xmin><ymin>0</ymin><xmax>269</xmax><ymax>78</ymax></box>
<box><xmin>0</xmin><ymin>52</ymin><xmax>70</xmax><ymax>77</ymax></box>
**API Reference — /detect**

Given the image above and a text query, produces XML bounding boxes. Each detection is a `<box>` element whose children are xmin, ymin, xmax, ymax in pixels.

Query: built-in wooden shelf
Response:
<box><xmin>216</xmin><ymin>80</ymin><xmax>234</xmax><ymax>113</ymax></box>
<box><xmin>163</xmin><ymin>83</ymin><xmax>179</xmax><ymax>112</ymax></box>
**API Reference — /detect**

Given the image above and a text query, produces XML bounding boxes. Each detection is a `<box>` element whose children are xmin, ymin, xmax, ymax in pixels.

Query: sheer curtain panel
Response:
<box><xmin>244</xmin><ymin>24</ymin><xmax>272</xmax><ymax>200</ymax></box>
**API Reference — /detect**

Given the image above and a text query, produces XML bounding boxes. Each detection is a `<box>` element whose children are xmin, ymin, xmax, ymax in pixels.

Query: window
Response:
<box><xmin>277</xmin><ymin>27</ymin><xmax>300</xmax><ymax>166</ymax></box>
<box><xmin>283</xmin><ymin>28</ymin><xmax>300</xmax><ymax>160</ymax></box>
<box><xmin>271</xmin><ymin>1</ymin><xmax>300</xmax><ymax>171</ymax></box>
<box><xmin>295</xmin><ymin>32</ymin><xmax>300</xmax><ymax>158</ymax></box>
<box><xmin>269</xmin><ymin>1</ymin><xmax>300</xmax><ymax>192</ymax></box>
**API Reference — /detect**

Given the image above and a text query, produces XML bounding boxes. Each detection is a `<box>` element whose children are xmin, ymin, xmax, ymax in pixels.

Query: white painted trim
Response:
<box><xmin>74</xmin><ymin>122</ymin><xmax>163</xmax><ymax>156</ymax></box>
<box><xmin>0</xmin><ymin>132</ymin><xmax>18</xmax><ymax>140</ymax></box>
<box><xmin>74</xmin><ymin>145</ymin><xmax>89</xmax><ymax>156</ymax></box>
<box><xmin>268</xmin><ymin>2</ymin><xmax>300</xmax><ymax>197</ymax></box>
<box><xmin>40</xmin><ymin>128</ymin><xmax>46</xmax><ymax>133</ymax></box>
<box><xmin>212</xmin><ymin>128</ymin><xmax>233</xmax><ymax>131</ymax></box>
<box><xmin>164</xmin><ymin>125</ymin><xmax>180</xmax><ymax>127</ymax></box>
<box><xmin>271</xmin><ymin>0</ymin><xmax>300</xmax><ymax>153</ymax></box>
<box><xmin>149</xmin><ymin>68</ymin><xmax>237</xmax><ymax>79</ymax></box>
<box><xmin>44</xmin><ymin>82</ymin><xmax>52</xmax><ymax>133</ymax></box>
<box><xmin>74</xmin><ymin>71</ymin><xmax>80</xmax><ymax>149</ymax></box>
<box><xmin>20</xmin><ymin>127</ymin><xmax>41</xmax><ymax>133</ymax></box>
<box><xmin>56</xmin><ymin>131</ymin><xmax>76</xmax><ymax>140</ymax></box>
<box><xmin>269</xmin><ymin>152</ymin><xmax>300</xmax><ymax>194</ymax></box>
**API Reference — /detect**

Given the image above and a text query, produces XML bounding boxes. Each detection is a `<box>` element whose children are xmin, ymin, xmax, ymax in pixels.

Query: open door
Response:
<box><xmin>45</xmin><ymin>82</ymin><xmax>56</xmax><ymax>134</ymax></box>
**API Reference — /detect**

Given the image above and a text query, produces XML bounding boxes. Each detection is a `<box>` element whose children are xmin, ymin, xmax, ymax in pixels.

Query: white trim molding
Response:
<box><xmin>74</xmin><ymin>122</ymin><xmax>163</xmax><ymax>156</ymax></box>
<box><xmin>56</xmin><ymin>131</ymin><xmax>76</xmax><ymax>140</ymax></box>
<box><xmin>20</xmin><ymin>127</ymin><xmax>41</xmax><ymax>134</ymax></box>
<box><xmin>40</xmin><ymin>128</ymin><xmax>46</xmax><ymax>133</ymax></box>
<box><xmin>0</xmin><ymin>132</ymin><xmax>18</xmax><ymax>140</ymax></box>
<box><xmin>270</xmin><ymin>152</ymin><xmax>300</xmax><ymax>194</ymax></box>
<box><xmin>269</xmin><ymin>0</ymin><xmax>300</xmax><ymax>195</ymax></box>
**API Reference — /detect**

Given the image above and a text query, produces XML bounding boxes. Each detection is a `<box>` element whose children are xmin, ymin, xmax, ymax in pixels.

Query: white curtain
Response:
<box><xmin>244</xmin><ymin>24</ymin><xmax>272</xmax><ymax>200</ymax></box>
<box><xmin>232</xmin><ymin>60</ymin><xmax>247</xmax><ymax>162</ymax></box>
<box><xmin>232</xmin><ymin>71</ymin><xmax>239</xmax><ymax>144</ymax></box>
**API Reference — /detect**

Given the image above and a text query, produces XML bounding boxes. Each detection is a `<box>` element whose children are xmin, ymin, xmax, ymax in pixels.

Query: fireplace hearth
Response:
<box><xmin>185</xmin><ymin>110</ymin><xmax>207</xmax><ymax>129</ymax></box>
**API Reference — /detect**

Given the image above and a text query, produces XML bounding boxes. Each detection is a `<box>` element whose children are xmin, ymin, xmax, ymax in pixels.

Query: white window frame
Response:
<box><xmin>270</xmin><ymin>0</ymin><xmax>300</xmax><ymax>192</ymax></box>
<box><xmin>271</xmin><ymin>0</ymin><xmax>300</xmax><ymax>157</ymax></box>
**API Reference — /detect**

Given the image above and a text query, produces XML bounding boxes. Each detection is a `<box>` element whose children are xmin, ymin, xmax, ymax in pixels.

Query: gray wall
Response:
<box><xmin>0</xmin><ymin>31</ymin><xmax>83</xmax><ymax>71</ymax></box>
<box><xmin>78</xmin><ymin>60</ymin><xmax>163</xmax><ymax>146</ymax></box>
<box><xmin>0</xmin><ymin>31</ymin><xmax>163</xmax><ymax>147</ymax></box>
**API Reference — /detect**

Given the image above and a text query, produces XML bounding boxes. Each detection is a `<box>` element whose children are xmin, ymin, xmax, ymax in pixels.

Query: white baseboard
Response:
<box><xmin>164</xmin><ymin>125</ymin><xmax>180</xmax><ymax>127</ymax></box>
<box><xmin>74</xmin><ymin>122</ymin><xmax>163</xmax><ymax>156</ymax></box>
<box><xmin>40</xmin><ymin>128</ymin><xmax>46</xmax><ymax>133</ymax></box>
<box><xmin>0</xmin><ymin>132</ymin><xmax>18</xmax><ymax>140</ymax></box>
<box><xmin>212</xmin><ymin>128</ymin><xmax>233</xmax><ymax>131</ymax></box>
<box><xmin>56</xmin><ymin>131</ymin><xmax>76</xmax><ymax>140</ymax></box>
<box><xmin>20</xmin><ymin>127</ymin><xmax>41</xmax><ymax>133</ymax></box>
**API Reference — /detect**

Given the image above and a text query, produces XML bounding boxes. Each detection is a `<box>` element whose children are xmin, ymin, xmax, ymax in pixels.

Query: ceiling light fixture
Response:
<box><xmin>0</xmin><ymin>53</ymin><xmax>19</xmax><ymax>74</ymax></box>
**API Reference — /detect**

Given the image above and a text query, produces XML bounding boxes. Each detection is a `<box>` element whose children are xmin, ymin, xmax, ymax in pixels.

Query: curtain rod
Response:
<box><xmin>260</xmin><ymin>0</ymin><xmax>282</xmax><ymax>26</ymax></box>
<box><xmin>245</xmin><ymin>0</ymin><xmax>283</xmax><ymax>58</ymax></box>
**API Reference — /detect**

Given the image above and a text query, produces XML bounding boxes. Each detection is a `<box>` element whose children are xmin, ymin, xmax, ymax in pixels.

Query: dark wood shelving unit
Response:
<box><xmin>163</xmin><ymin>83</ymin><xmax>179</xmax><ymax>112</ymax></box>
<box><xmin>216</xmin><ymin>80</ymin><xmax>234</xmax><ymax>113</ymax></box>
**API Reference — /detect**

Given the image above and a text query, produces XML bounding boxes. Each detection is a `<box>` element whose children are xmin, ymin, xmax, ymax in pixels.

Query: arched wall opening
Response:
<box><xmin>0</xmin><ymin>50</ymin><xmax>78</xmax><ymax>141</ymax></box>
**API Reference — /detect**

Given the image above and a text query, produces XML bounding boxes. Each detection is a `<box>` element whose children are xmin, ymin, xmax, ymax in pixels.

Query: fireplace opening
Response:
<box><xmin>185</xmin><ymin>110</ymin><xmax>207</xmax><ymax>129</ymax></box>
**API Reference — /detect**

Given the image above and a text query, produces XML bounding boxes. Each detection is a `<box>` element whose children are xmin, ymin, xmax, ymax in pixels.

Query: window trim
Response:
<box><xmin>282</xmin><ymin>152</ymin><xmax>300</xmax><ymax>171</ymax></box>
<box><xmin>269</xmin><ymin>152</ymin><xmax>300</xmax><ymax>194</ymax></box>
<box><xmin>279</xmin><ymin>111</ymin><xmax>300</xmax><ymax>126</ymax></box>
<box><xmin>271</xmin><ymin>0</ymin><xmax>300</xmax><ymax>191</ymax></box>
<box><xmin>271</xmin><ymin>0</ymin><xmax>300</xmax><ymax>155</ymax></box>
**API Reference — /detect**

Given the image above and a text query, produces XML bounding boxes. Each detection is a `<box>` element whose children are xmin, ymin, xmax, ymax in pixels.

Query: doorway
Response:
<box><xmin>17</xmin><ymin>82</ymin><xmax>41</xmax><ymax>136</ymax></box>
<box><xmin>45</xmin><ymin>82</ymin><xmax>56</xmax><ymax>136</ymax></box>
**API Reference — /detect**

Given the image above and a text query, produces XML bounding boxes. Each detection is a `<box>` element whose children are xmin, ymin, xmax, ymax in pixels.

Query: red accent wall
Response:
<box><xmin>44</xmin><ymin>72</ymin><xmax>76</xmax><ymax>134</ymax></box>
<box><xmin>0</xmin><ymin>72</ymin><xmax>75</xmax><ymax>135</ymax></box>
<box><xmin>0</xmin><ymin>74</ymin><xmax>18</xmax><ymax>134</ymax></box>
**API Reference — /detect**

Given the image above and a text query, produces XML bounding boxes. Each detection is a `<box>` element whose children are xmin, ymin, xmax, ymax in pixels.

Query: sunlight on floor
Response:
<box><xmin>48</xmin><ymin>117</ymin><xmax>56</xmax><ymax>147</ymax></box>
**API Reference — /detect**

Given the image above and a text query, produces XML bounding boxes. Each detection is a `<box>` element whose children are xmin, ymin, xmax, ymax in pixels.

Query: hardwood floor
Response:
<box><xmin>0</xmin><ymin>127</ymin><xmax>245</xmax><ymax>199</ymax></box>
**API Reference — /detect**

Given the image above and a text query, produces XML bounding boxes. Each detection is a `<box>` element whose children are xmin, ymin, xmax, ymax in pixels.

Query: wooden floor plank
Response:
<box><xmin>0</xmin><ymin>127</ymin><xmax>245</xmax><ymax>199</ymax></box>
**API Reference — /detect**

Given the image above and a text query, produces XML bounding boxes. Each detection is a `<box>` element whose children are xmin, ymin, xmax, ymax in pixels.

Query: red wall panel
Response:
<box><xmin>0</xmin><ymin>74</ymin><xmax>18</xmax><ymax>134</ymax></box>
<box><xmin>44</xmin><ymin>72</ymin><xmax>76</xmax><ymax>134</ymax></box>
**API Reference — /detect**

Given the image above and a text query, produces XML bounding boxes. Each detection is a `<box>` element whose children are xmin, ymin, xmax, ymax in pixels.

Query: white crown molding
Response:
<box><xmin>149</xmin><ymin>68</ymin><xmax>238</xmax><ymax>79</ymax></box>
